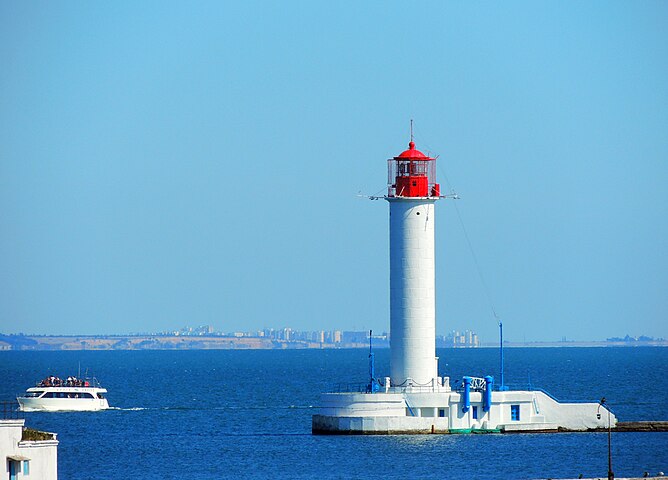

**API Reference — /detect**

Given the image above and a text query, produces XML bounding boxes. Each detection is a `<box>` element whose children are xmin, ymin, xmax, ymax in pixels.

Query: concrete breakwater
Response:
<box><xmin>313</xmin><ymin>419</ymin><xmax>668</xmax><ymax>435</ymax></box>
<box><xmin>610</xmin><ymin>421</ymin><xmax>668</xmax><ymax>432</ymax></box>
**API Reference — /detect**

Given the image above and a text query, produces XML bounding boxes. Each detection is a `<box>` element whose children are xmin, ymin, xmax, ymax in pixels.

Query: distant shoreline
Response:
<box><xmin>0</xmin><ymin>334</ymin><xmax>666</xmax><ymax>351</ymax></box>
<box><xmin>481</xmin><ymin>341</ymin><xmax>668</xmax><ymax>348</ymax></box>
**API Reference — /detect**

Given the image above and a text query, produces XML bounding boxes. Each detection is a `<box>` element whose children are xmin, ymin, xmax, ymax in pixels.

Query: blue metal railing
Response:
<box><xmin>332</xmin><ymin>383</ymin><xmax>369</xmax><ymax>393</ymax></box>
<box><xmin>1</xmin><ymin>401</ymin><xmax>22</xmax><ymax>420</ymax></box>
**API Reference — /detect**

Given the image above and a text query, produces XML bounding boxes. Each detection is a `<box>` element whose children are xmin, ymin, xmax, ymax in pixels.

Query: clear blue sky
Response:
<box><xmin>1</xmin><ymin>1</ymin><xmax>666</xmax><ymax>342</ymax></box>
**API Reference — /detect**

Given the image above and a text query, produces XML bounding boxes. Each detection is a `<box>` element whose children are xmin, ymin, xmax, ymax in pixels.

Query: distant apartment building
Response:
<box><xmin>278</xmin><ymin>328</ymin><xmax>293</xmax><ymax>341</ymax></box>
<box><xmin>174</xmin><ymin>325</ymin><xmax>214</xmax><ymax>336</ymax></box>
<box><xmin>170</xmin><ymin>325</ymin><xmax>382</xmax><ymax>347</ymax></box>
<box><xmin>440</xmin><ymin>330</ymin><xmax>479</xmax><ymax>348</ymax></box>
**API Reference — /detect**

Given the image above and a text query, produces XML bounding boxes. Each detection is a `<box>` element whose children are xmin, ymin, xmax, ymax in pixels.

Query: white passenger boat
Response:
<box><xmin>17</xmin><ymin>376</ymin><xmax>110</xmax><ymax>412</ymax></box>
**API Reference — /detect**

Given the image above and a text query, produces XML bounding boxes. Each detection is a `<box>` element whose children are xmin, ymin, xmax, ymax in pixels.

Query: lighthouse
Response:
<box><xmin>387</xmin><ymin>140</ymin><xmax>440</xmax><ymax>386</ymax></box>
<box><xmin>312</xmin><ymin>131</ymin><xmax>616</xmax><ymax>435</ymax></box>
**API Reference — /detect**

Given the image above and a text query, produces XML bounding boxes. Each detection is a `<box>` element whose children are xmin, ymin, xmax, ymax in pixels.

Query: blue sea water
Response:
<box><xmin>1</xmin><ymin>347</ymin><xmax>667</xmax><ymax>479</ymax></box>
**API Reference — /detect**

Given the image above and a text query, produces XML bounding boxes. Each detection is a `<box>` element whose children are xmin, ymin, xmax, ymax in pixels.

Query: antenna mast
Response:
<box><xmin>367</xmin><ymin>330</ymin><xmax>379</xmax><ymax>393</ymax></box>
<box><xmin>499</xmin><ymin>321</ymin><xmax>508</xmax><ymax>391</ymax></box>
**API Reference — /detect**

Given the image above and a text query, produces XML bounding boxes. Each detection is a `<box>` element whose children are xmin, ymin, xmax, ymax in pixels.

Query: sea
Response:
<box><xmin>1</xmin><ymin>347</ymin><xmax>667</xmax><ymax>479</ymax></box>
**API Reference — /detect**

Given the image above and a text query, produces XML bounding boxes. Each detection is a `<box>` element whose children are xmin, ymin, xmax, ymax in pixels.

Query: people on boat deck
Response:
<box><xmin>39</xmin><ymin>376</ymin><xmax>89</xmax><ymax>387</ymax></box>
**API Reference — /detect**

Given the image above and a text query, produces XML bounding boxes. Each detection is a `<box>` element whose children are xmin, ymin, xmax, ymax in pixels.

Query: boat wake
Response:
<box><xmin>108</xmin><ymin>405</ymin><xmax>315</xmax><ymax>412</ymax></box>
<box><xmin>108</xmin><ymin>407</ymin><xmax>148</xmax><ymax>411</ymax></box>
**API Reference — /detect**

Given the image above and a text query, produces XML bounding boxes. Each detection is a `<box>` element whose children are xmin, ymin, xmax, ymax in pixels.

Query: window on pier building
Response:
<box><xmin>510</xmin><ymin>404</ymin><xmax>520</xmax><ymax>421</ymax></box>
<box><xmin>23</xmin><ymin>460</ymin><xmax>30</xmax><ymax>475</ymax></box>
<box><xmin>472</xmin><ymin>406</ymin><xmax>478</xmax><ymax>420</ymax></box>
<box><xmin>438</xmin><ymin>409</ymin><xmax>446</xmax><ymax>418</ymax></box>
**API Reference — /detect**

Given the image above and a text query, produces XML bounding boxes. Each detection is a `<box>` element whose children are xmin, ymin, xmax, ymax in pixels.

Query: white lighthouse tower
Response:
<box><xmin>312</xmin><ymin>131</ymin><xmax>616</xmax><ymax>435</ymax></box>
<box><xmin>387</xmin><ymin>140</ymin><xmax>440</xmax><ymax>387</ymax></box>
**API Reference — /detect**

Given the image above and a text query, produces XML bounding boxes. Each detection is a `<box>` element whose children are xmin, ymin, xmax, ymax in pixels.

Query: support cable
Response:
<box><xmin>437</xmin><ymin>163</ymin><xmax>499</xmax><ymax>324</ymax></box>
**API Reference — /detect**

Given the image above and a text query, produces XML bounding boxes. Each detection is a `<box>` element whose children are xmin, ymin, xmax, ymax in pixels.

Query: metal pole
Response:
<box><xmin>499</xmin><ymin>321</ymin><xmax>504</xmax><ymax>390</ymax></box>
<box><xmin>368</xmin><ymin>330</ymin><xmax>378</xmax><ymax>393</ymax></box>
<box><xmin>607</xmin><ymin>406</ymin><xmax>613</xmax><ymax>480</ymax></box>
<box><xmin>598</xmin><ymin>398</ymin><xmax>614</xmax><ymax>480</ymax></box>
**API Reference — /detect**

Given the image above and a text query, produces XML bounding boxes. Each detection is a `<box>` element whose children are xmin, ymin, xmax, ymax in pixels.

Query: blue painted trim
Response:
<box><xmin>484</xmin><ymin>375</ymin><xmax>493</xmax><ymax>412</ymax></box>
<box><xmin>462</xmin><ymin>376</ymin><xmax>471</xmax><ymax>413</ymax></box>
<box><xmin>367</xmin><ymin>330</ymin><xmax>379</xmax><ymax>393</ymax></box>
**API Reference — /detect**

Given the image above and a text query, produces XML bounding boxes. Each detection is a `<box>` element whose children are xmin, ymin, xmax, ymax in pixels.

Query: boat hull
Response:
<box><xmin>17</xmin><ymin>386</ymin><xmax>110</xmax><ymax>412</ymax></box>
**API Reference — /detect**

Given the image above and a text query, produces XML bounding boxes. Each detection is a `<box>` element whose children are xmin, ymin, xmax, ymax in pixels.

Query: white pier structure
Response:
<box><xmin>312</xmin><ymin>137</ymin><xmax>616</xmax><ymax>434</ymax></box>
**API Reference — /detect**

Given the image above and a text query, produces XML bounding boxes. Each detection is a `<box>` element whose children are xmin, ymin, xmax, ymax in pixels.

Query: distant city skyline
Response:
<box><xmin>1</xmin><ymin>2</ymin><xmax>667</xmax><ymax>342</ymax></box>
<box><xmin>2</xmin><ymin>322</ymin><xmax>663</xmax><ymax>346</ymax></box>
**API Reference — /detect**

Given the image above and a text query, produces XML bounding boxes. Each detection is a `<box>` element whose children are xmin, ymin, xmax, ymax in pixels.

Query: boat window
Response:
<box><xmin>97</xmin><ymin>393</ymin><xmax>105</xmax><ymax>399</ymax></box>
<box><xmin>43</xmin><ymin>392</ymin><xmax>56</xmax><ymax>398</ymax></box>
<box><xmin>510</xmin><ymin>404</ymin><xmax>520</xmax><ymax>421</ymax></box>
<box><xmin>24</xmin><ymin>391</ymin><xmax>43</xmax><ymax>398</ymax></box>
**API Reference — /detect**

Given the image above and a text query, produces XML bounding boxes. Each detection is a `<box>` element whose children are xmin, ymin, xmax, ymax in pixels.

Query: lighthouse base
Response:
<box><xmin>313</xmin><ymin>414</ymin><xmax>454</xmax><ymax>435</ymax></box>
<box><xmin>312</xmin><ymin>386</ymin><xmax>615</xmax><ymax>435</ymax></box>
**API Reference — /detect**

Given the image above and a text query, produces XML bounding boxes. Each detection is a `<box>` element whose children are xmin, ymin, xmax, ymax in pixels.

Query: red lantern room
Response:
<box><xmin>387</xmin><ymin>141</ymin><xmax>440</xmax><ymax>198</ymax></box>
